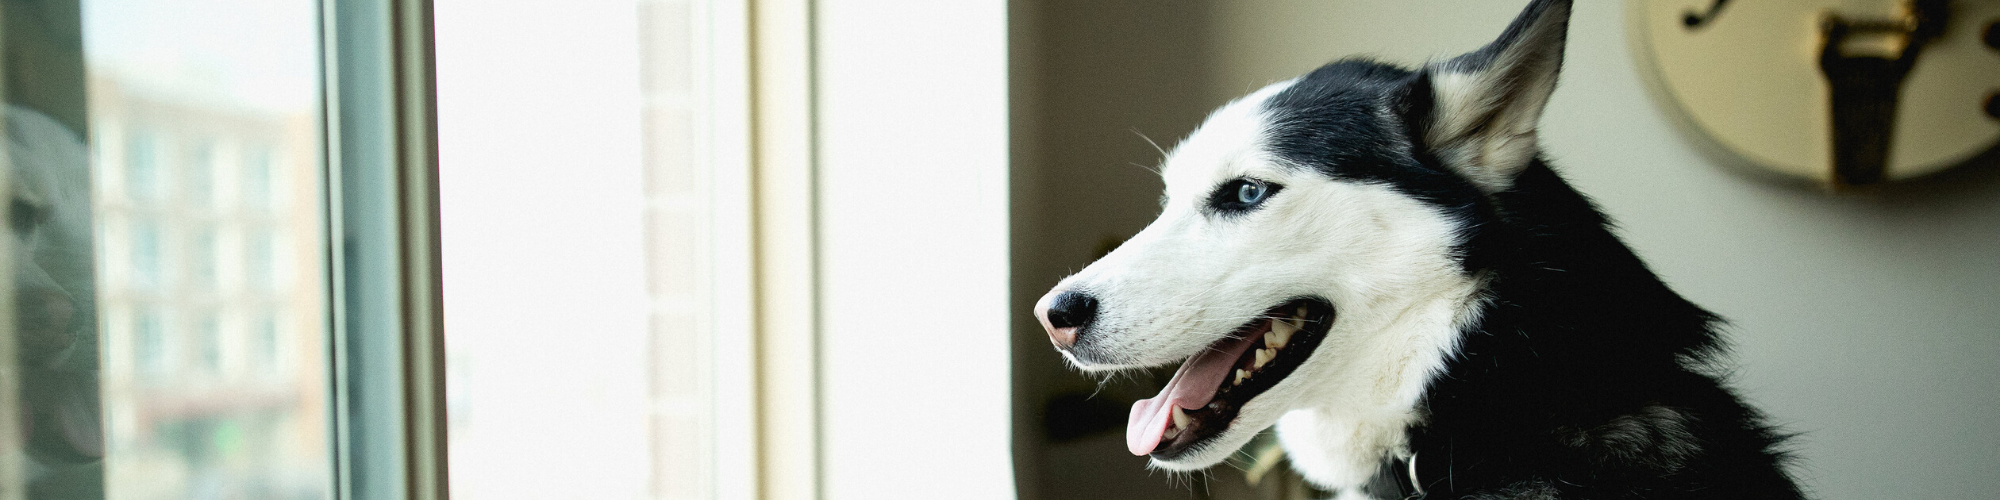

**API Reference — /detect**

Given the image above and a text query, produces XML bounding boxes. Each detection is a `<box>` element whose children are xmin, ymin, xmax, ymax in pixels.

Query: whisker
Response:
<box><xmin>1126</xmin><ymin>162</ymin><xmax>1162</xmax><ymax>176</ymax></box>
<box><xmin>1131</xmin><ymin>128</ymin><xmax>1172</xmax><ymax>161</ymax></box>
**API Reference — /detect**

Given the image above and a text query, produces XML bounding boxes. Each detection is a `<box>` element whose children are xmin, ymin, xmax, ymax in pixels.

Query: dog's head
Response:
<box><xmin>1035</xmin><ymin>0</ymin><xmax>1570</xmax><ymax>470</ymax></box>
<box><xmin>7</xmin><ymin>105</ymin><xmax>103</xmax><ymax>465</ymax></box>
<box><xmin>8</xmin><ymin>106</ymin><xmax>95</xmax><ymax>368</ymax></box>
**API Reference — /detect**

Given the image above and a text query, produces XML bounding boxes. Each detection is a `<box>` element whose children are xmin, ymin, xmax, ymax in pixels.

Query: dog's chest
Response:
<box><xmin>1275</xmin><ymin>408</ymin><xmax>1417</xmax><ymax>494</ymax></box>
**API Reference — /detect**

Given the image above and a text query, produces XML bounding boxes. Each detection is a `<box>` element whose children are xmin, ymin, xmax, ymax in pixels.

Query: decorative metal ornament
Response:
<box><xmin>1630</xmin><ymin>0</ymin><xmax>2000</xmax><ymax>187</ymax></box>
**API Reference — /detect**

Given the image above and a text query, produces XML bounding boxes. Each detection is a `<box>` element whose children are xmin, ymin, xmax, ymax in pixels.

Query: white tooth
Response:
<box><xmin>1268</xmin><ymin>320</ymin><xmax>1296</xmax><ymax>348</ymax></box>
<box><xmin>1172</xmin><ymin>406</ymin><xmax>1190</xmax><ymax>429</ymax></box>
<box><xmin>1254</xmin><ymin>348</ymin><xmax>1272</xmax><ymax>369</ymax></box>
<box><xmin>1296</xmin><ymin>306</ymin><xmax>1309</xmax><ymax>318</ymax></box>
<box><xmin>1164</xmin><ymin>427</ymin><xmax>1182</xmax><ymax>440</ymax></box>
<box><xmin>1235</xmin><ymin>369</ymin><xmax>1249</xmax><ymax>385</ymax></box>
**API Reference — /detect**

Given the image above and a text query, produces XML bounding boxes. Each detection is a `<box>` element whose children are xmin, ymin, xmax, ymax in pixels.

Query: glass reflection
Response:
<box><xmin>3</xmin><ymin>0</ymin><xmax>331</xmax><ymax>497</ymax></box>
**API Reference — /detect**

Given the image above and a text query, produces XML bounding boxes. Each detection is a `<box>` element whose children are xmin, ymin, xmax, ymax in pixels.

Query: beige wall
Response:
<box><xmin>1010</xmin><ymin>1</ymin><xmax>2000</xmax><ymax>499</ymax></box>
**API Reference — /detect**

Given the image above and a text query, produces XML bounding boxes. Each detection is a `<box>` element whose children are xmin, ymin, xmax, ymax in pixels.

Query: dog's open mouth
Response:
<box><xmin>1127</xmin><ymin>298</ymin><xmax>1335</xmax><ymax>459</ymax></box>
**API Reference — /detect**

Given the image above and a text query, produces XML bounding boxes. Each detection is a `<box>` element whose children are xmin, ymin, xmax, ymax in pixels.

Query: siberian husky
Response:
<box><xmin>9</xmin><ymin>105</ymin><xmax>103</xmax><ymax>467</ymax></box>
<box><xmin>1033</xmin><ymin>1</ymin><xmax>1804</xmax><ymax>498</ymax></box>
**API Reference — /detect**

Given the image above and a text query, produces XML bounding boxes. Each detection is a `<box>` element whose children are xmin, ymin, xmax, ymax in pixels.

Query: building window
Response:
<box><xmin>255</xmin><ymin>313</ymin><xmax>281</xmax><ymax>375</ymax></box>
<box><xmin>186</xmin><ymin>140</ymin><xmax>214</xmax><ymax>207</ymax></box>
<box><xmin>126</xmin><ymin>130</ymin><xmax>163</xmax><ymax>202</ymax></box>
<box><xmin>131</xmin><ymin>221</ymin><xmax>163</xmax><ymax>290</ymax></box>
<box><xmin>196</xmin><ymin>314</ymin><xmax>222</xmax><ymax>374</ymax></box>
<box><xmin>243</xmin><ymin>146</ymin><xmax>274</xmax><ymax>210</ymax></box>
<box><xmin>191</xmin><ymin>227</ymin><xmax>218</xmax><ymax>291</ymax></box>
<box><xmin>135</xmin><ymin>309</ymin><xmax>169</xmax><ymax>376</ymax></box>
<box><xmin>246</xmin><ymin>232</ymin><xmax>274</xmax><ymax>291</ymax></box>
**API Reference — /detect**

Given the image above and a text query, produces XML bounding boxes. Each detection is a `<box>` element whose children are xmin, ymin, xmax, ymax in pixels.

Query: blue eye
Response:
<box><xmin>1237</xmin><ymin>181</ymin><xmax>1269</xmax><ymax>204</ymax></box>
<box><xmin>1209</xmin><ymin>178</ymin><xmax>1281</xmax><ymax>214</ymax></box>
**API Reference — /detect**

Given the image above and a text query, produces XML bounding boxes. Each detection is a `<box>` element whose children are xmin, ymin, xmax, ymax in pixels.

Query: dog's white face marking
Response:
<box><xmin>1049</xmin><ymin>79</ymin><xmax>1488</xmax><ymax>480</ymax></box>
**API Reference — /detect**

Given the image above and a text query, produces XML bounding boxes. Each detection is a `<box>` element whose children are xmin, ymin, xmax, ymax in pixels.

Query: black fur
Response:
<box><xmin>1405</xmin><ymin>161</ymin><xmax>1806</xmax><ymax>499</ymax></box>
<box><xmin>1254</xmin><ymin>1</ymin><xmax>1805</xmax><ymax>498</ymax></box>
<box><xmin>1264</xmin><ymin>60</ymin><xmax>1502</xmax><ymax>271</ymax></box>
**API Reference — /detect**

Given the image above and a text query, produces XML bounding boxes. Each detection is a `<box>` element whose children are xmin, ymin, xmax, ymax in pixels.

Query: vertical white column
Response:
<box><xmin>814</xmin><ymin>0</ymin><xmax>1015</xmax><ymax>498</ymax></box>
<box><xmin>436</xmin><ymin>2</ymin><xmax>650</xmax><ymax>498</ymax></box>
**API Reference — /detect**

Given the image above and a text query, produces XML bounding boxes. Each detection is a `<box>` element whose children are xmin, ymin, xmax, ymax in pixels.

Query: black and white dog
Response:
<box><xmin>1034</xmin><ymin>1</ymin><xmax>1804</xmax><ymax>498</ymax></box>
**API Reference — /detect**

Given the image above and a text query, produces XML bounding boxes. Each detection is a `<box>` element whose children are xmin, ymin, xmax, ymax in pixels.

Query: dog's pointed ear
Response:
<box><xmin>1396</xmin><ymin>0</ymin><xmax>1570</xmax><ymax>192</ymax></box>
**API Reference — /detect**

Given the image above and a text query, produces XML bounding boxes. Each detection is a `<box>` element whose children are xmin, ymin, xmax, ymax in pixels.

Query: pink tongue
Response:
<box><xmin>1126</xmin><ymin>332</ymin><xmax>1263</xmax><ymax>455</ymax></box>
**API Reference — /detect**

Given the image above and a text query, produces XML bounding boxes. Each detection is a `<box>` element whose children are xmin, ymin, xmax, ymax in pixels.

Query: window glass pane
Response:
<box><xmin>0</xmin><ymin>0</ymin><xmax>332</xmax><ymax>497</ymax></box>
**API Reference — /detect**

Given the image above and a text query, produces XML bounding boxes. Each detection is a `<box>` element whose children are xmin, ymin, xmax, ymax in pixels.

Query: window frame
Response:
<box><xmin>322</xmin><ymin>0</ymin><xmax>448</xmax><ymax>498</ymax></box>
<box><xmin>323</xmin><ymin>0</ymin><xmax>1014</xmax><ymax>498</ymax></box>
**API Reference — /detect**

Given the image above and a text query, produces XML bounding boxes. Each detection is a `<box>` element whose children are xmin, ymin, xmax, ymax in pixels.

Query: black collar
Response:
<box><xmin>1361</xmin><ymin>454</ymin><xmax>1426</xmax><ymax>500</ymax></box>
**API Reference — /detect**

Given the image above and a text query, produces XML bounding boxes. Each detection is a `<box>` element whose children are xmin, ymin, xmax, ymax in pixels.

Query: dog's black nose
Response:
<box><xmin>1046</xmin><ymin>291</ymin><xmax>1098</xmax><ymax>330</ymax></box>
<box><xmin>1036</xmin><ymin>290</ymin><xmax>1100</xmax><ymax>348</ymax></box>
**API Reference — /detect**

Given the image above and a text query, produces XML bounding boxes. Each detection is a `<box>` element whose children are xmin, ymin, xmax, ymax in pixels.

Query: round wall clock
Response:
<box><xmin>1629</xmin><ymin>0</ymin><xmax>2000</xmax><ymax>186</ymax></box>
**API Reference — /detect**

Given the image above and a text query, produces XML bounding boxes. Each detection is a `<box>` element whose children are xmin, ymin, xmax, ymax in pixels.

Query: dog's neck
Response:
<box><xmin>1279</xmin><ymin>159</ymin><xmax>1734</xmax><ymax>495</ymax></box>
<box><xmin>1273</xmin><ymin>270</ymin><xmax>1489</xmax><ymax>492</ymax></box>
<box><xmin>1444</xmin><ymin>160</ymin><xmax>1724</xmax><ymax>413</ymax></box>
<box><xmin>1399</xmin><ymin>160</ymin><xmax>1789</xmax><ymax>496</ymax></box>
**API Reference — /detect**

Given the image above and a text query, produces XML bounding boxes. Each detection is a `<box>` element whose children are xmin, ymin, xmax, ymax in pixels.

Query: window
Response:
<box><xmin>191</xmin><ymin>228</ymin><xmax>218</xmax><ymax>290</ymax></box>
<box><xmin>245</xmin><ymin>233</ymin><xmax>275</xmax><ymax>291</ymax></box>
<box><xmin>8</xmin><ymin>0</ymin><xmax>1011</xmax><ymax>497</ymax></box>
<box><xmin>135</xmin><ymin>309</ymin><xmax>169</xmax><ymax>377</ymax></box>
<box><xmin>242</xmin><ymin>147</ymin><xmax>275</xmax><ymax>211</ymax></box>
<box><xmin>1</xmin><ymin>0</ymin><xmax>356</xmax><ymax>497</ymax></box>
<box><xmin>253</xmin><ymin>313</ymin><xmax>282</xmax><ymax>376</ymax></box>
<box><xmin>194</xmin><ymin>314</ymin><xmax>222</xmax><ymax>375</ymax></box>
<box><xmin>438</xmin><ymin>0</ymin><xmax>1011</xmax><ymax>498</ymax></box>
<box><xmin>130</xmin><ymin>221</ymin><xmax>163</xmax><ymax>290</ymax></box>
<box><xmin>125</xmin><ymin>131</ymin><xmax>162</xmax><ymax>202</ymax></box>
<box><xmin>185</xmin><ymin>141</ymin><xmax>215</xmax><ymax>207</ymax></box>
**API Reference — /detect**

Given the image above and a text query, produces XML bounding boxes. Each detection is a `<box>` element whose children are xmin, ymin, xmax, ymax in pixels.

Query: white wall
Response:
<box><xmin>1014</xmin><ymin>1</ymin><xmax>2000</xmax><ymax>499</ymax></box>
<box><xmin>1552</xmin><ymin>4</ymin><xmax>2000</xmax><ymax>499</ymax></box>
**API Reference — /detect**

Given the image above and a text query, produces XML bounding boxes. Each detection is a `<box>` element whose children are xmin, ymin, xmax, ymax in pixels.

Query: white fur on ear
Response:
<box><xmin>1406</xmin><ymin>0</ymin><xmax>1570</xmax><ymax>193</ymax></box>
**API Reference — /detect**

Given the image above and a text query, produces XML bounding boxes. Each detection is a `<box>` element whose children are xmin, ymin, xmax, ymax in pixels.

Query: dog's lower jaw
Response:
<box><xmin>1145</xmin><ymin>424</ymin><xmax>1257</xmax><ymax>471</ymax></box>
<box><xmin>1276</xmin><ymin>407</ymin><xmax>1416</xmax><ymax>492</ymax></box>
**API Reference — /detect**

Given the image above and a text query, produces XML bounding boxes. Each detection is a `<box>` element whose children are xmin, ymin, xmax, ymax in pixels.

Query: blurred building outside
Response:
<box><xmin>89</xmin><ymin>73</ymin><xmax>329</xmax><ymax>500</ymax></box>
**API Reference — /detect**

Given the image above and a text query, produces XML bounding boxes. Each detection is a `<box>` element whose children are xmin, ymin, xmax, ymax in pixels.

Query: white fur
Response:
<box><xmin>1050</xmin><ymin>80</ymin><xmax>1487</xmax><ymax>486</ymax></box>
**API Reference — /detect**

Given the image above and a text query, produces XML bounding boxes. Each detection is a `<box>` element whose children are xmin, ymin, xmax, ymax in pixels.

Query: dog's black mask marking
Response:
<box><xmin>1263</xmin><ymin>61</ymin><xmax>1503</xmax><ymax>273</ymax></box>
